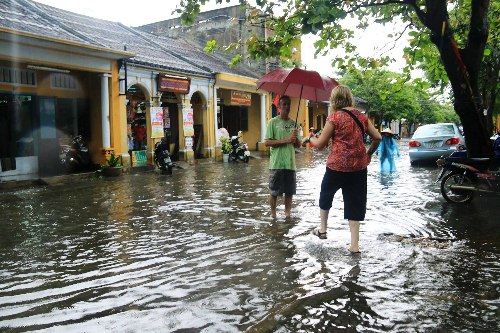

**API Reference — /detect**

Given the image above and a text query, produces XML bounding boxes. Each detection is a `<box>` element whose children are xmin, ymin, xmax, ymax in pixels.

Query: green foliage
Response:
<box><xmin>220</xmin><ymin>137</ymin><xmax>232</xmax><ymax>154</ymax></box>
<box><xmin>203</xmin><ymin>40</ymin><xmax>219</xmax><ymax>54</ymax></box>
<box><xmin>280</xmin><ymin>58</ymin><xmax>303</xmax><ymax>68</ymax></box>
<box><xmin>176</xmin><ymin>0</ymin><xmax>496</xmax><ymax>152</ymax></box>
<box><xmin>104</xmin><ymin>151</ymin><xmax>122</xmax><ymax>168</ymax></box>
<box><xmin>339</xmin><ymin>68</ymin><xmax>457</xmax><ymax>126</ymax></box>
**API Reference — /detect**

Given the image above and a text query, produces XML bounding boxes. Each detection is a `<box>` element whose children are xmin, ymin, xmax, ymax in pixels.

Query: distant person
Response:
<box><xmin>374</xmin><ymin>128</ymin><xmax>400</xmax><ymax>173</ymax></box>
<box><xmin>302</xmin><ymin>85</ymin><xmax>381</xmax><ymax>253</ymax></box>
<box><xmin>132</xmin><ymin>124</ymin><xmax>146</xmax><ymax>150</ymax></box>
<box><xmin>265</xmin><ymin>95</ymin><xmax>302</xmax><ymax>218</ymax></box>
<box><xmin>308</xmin><ymin>127</ymin><xmax>316</xmax><ymax>148</ymax></box>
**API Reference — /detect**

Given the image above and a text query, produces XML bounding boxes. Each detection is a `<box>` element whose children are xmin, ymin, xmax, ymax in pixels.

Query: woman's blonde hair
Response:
<box><xmin>330</xmin><ymin>85</ymin><xmax>354</xmax><ymax>110</ymax></box>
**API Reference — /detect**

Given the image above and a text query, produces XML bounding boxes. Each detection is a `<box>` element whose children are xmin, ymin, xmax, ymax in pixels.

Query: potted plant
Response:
<box><xmin>220</xmin><ymin>137</ymin><xmax>232</xmax><ymax>162</ymax></box>
<box><xmin>101</xmin><ymin>151</ymin><xmax>122</xmax><ymax>177</ymax></box>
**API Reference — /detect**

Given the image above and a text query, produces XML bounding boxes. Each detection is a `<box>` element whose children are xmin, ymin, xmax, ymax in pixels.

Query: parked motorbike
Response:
<box><xmin>60</xmin><ymin>135</ymin><xmax>91</xmax><ymax>172</ymax></box>
<box><xmin>435</xmin><ymin>134</ymin><xmax>500</xmax><ymax>203</ymax></box>
<box><xmin>229</xmin><ymin>131</ymin><xmax>250</xmax><ymax>163</ymax></box>
<box><xmin>154</xmin><ymin>138</ymin><xmax>175</xmax><ymax>174</ymax></box>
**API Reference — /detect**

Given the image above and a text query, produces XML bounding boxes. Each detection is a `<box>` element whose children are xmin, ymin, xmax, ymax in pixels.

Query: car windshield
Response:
<box><xmin>413</xmin><ymin>124</ymin><xmax>455</xmax><ymax>138</ymax></box>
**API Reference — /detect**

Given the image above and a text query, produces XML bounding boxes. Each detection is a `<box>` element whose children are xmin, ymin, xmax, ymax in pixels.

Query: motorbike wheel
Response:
<box><xmin>243</xmin><ymin>156</ymin><xmax>249</xmax><ymax>163</ymax></box>
<box><xmin>166</xmin><ymin>164</ymin><xmax>173</xmax><ymax>175</ymax></box>
<box><xmin>440</xmin><ymin>172</ymin><xmax>475</xmax><ymax>203</ymax></box>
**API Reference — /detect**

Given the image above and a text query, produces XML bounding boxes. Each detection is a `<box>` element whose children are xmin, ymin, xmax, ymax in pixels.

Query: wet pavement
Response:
<box><xmin>1</xmin><ymin>140</ymin><xmax>499</xmax><ymax>332</ymax></box>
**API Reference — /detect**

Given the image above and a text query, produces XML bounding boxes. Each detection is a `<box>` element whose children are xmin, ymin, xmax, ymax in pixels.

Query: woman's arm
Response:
<box><xmin>366</xmin><ymin>121</ymin><xmax>382</xmax><ymax>156</ymax></box>
<box><xmin>302</xmin><ymin>122</ymin><xmax>334</xmax><ymax>149</ymax></box>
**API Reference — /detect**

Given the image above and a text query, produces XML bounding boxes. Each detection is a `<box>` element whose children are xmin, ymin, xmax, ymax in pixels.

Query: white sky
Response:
<box><xmin>33</xmin><ymin>0</ymin><xmax>409</xmax><ymax>78</ymax></box>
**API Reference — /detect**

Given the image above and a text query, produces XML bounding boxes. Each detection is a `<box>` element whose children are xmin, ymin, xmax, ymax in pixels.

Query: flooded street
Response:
<box><xmin>1</xmin><ymin>141</ymin><xmax>499</xmax><ymax>332</ymax></box>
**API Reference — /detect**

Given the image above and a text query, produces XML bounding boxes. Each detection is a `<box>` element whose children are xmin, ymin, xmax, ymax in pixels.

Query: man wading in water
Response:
<box><xmin>265</xmin><ymin>95</ymin><xmax>302</xmax><ymax>218</ymax></box>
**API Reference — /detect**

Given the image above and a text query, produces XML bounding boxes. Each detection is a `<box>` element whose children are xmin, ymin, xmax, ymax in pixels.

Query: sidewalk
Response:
<box><xmin>0</xmin><ymin>151</ymin><xmax>269</xmax><ymax>191</ymax></box>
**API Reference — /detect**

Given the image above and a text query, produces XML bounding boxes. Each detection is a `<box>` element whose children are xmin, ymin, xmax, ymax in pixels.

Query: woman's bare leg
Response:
<box><xmin>348</xmin><ymin>220</ymin><xmax>360</xmax><ymax>252</ymax></box>
<box><xmin>319</xmin><ymin>209</ymin><xmax>329</xmax><ymax>233</ymax></box>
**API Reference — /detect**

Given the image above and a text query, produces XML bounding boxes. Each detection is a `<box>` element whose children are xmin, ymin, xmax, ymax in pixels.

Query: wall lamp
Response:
<box><xmin>27</xmin><ymin>65</ymin><xmax>70</xmax><ymax>73</ymax></box>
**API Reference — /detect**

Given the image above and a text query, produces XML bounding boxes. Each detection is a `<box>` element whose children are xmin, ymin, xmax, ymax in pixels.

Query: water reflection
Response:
<box><xmin>0</xmin><ymin>141</ymin><xmax>499</xmax><ymax>332</ymax></box>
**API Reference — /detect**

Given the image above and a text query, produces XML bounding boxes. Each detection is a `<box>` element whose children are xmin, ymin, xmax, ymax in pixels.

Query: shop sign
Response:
<box><xmin>132</xmin><ymin>150</ymin><xmax>147</xmax><ymax>166</ymax></box>
<box><xmin>159</xmin><ymin>74</ymin><xmax>190</xmax><ymax>94</ymax></box>
<box><xmin>183</xmin><ymin>109</ymin><xmax>194</xmax><ymax>137</ymax></box>
<box><xmin>150</xmin><ymin>107</ymin><xmax>164</xmax><ymax>138</ymax></box>
<box><xmin>231</xmin><ymin>91</ymin><xmax>251</xmax><ymax>106</ymax></box>
<box><xmin>185</xmin><ymin>137</ymin><xmax>193</xmax><ymax>147</ymax></box>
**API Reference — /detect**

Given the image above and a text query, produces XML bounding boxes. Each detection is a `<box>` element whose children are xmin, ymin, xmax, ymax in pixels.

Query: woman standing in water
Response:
<box><xmin>374</xmin><ymin>128</ymin><xmax>401</xmax><ymax>173</ymax></box>
<box><xmin>302</xmin><ymin>85</ymin><xmax>381</xmax><ymax>253</ymax></box>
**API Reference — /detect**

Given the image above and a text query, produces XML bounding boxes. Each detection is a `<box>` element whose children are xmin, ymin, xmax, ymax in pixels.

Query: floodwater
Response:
<box><xmin>1</xmin><ymin>140</ymin><xmax>499</xmax><ymax>332</ymax></box>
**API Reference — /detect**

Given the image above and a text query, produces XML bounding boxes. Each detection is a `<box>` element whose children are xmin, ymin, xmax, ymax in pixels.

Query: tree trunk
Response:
<box><xmin>453</xmin><ymin>100</ymin><xmax>490</xmax><ymax>158</ymax></box>
<box><xmin>487</xmin><ymin>62</ymin><xmax>500</xmax><ymax>135</ymax></box>
<box><xmin>426</xmin><ymin>0</ymin><xmax>491</xmax><ymax>158</ymax></box>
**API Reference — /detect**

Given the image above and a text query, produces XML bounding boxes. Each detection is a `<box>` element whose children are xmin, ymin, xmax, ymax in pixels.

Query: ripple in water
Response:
<box><xmin>0</xmin><ymin>142</ymin><xmax>499</xmax><ymax>332</ymax></box>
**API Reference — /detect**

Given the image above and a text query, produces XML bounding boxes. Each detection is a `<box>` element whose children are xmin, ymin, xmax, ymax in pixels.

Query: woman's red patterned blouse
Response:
<box><xmin>326</xmin><ymin>109</ymin><xmax>369</xmax><ymax>172</ymax></box>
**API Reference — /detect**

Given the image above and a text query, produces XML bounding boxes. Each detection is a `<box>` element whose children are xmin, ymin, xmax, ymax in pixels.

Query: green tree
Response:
<box><xmin>177</xmin><ymin>0</ymin><xmax>492</xmax><ymax>158</ymax></box>
<box><xmin>409</xmin><ymin>0</ymin><xmax>499</xmax><ymax>135</ymax></box>
<box><xmin>340</xmin><ymin>68</ymin><xmax>455</xmax><ymax>128</ymax></box>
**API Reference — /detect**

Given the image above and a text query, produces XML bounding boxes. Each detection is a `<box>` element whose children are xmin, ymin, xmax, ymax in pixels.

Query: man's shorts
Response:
<box><xmin>269</xmin><ymin>169</ymin><xmax>296</xmax><ymax>196</ymax></box>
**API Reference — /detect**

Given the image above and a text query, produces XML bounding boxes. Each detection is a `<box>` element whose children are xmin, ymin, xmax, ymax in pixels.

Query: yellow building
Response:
<box><xmin>1</xmin><ymin>0</ymin><xmax>316</xmax><ymax>182</ymax></box>
<box><xmin>0</xmin><ymin>1</ymin><xmax>133</xmax><ymax>180</ymax></box>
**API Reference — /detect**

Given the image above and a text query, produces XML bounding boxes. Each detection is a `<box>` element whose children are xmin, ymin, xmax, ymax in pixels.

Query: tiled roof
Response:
<box><xmin>0</xmin><ymin>0</ymin><xmax>259</xmax><ymax>79</ymax></box>
<box><xmin>134</xmin><ymin>30</ymin><xmax>261</xmax><ymax>78</ymax></box>
<box><xmin>27</xmin><ymin>0</ymin><xmax>211</xmax><ymax>76</ymax></box>
<box><xmin>0</xmin><ymin>0</ymin><xmax>89</xmax><ymax>45</ymax></box>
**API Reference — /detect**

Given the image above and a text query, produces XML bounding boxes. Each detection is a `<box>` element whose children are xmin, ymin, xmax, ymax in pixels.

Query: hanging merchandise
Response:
<box><xmin>127</xmin><ymin>103</ymin><xmax>134</xmax><ymax>123</ymax></box>
<box><xmin>163</xmin><ymin>107</ymin><xmax>170</xmax><ymax>129</ymax></box>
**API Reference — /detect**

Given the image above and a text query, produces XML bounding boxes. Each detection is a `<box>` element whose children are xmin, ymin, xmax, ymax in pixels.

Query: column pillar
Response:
<box><xmin>258</xmin><ymin>93</ymin><xmax>267</xmax><ymax>151</ymax></box>
<box><xmin>99</xmin><ymin>73</ymin><xmax>114</xmax><ymax>164</ymax></box>
<box><xmin>100</xmin><ymin>73</ymin><xmax>112</xmax><ymax>148</ymax></box>
<box><xmin>214</xmin><ymin>86</ymin><xmax>219</xmax><ymax>158</ymax></box>
<box><xmin>177</xmin><ymin>102</ymin><xmax>187</xmax><ymax>161</ymax></box>
<box><xmin>260</xmin><ymin>94</ymin><xmax>267</xmax><ymax>142</ymax></box>
<box><xmin>145</xmin><ymin>101</ymin><xmax>154</xmax><ymax>165</ymax></box>
<box><xmin>213</xmin><ymin>86</ymin><xmax>219</xmax><ymax>142</ymax></box>
<box><xmin>201</xmin><ymin>105</ymin><xmax>211</xmax><ymax>158</ymax></box>
<box><xmin>122</xmin><ymin>99</ymin><xmax>131</xmax><ymax>167</ymax></box>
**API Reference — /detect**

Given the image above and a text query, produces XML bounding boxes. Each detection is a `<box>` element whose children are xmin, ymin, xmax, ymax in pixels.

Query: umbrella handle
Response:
<box><xmin>295</xmin><ymin>86</ymin><xmax>303</xmax><ymax>129</ymax></box>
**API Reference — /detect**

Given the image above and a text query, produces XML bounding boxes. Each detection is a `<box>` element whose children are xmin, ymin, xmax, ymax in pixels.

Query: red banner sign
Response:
<box><xmin>231</xmin><ymin>91</ymin><xmax>251</xmax><ymax>106</ymax></box>
<box><xmin>159</xmin><ymin>75</ymin><xmax>190</xmax><ymax>94</ymax></box>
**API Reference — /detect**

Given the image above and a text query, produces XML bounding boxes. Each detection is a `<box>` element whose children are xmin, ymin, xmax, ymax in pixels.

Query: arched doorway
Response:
<box><xmin>127</xmin><ymin>84</ymin><xmax>148</xmax><ymax>163</ymax></box>
<box><xmin>160</xmin><ymin>91</ymin><xmax>180</xmax><ymax>161</ymax></box>
<box><xmin>190</xmin><ymin>91</ymin><xmax>207</xmax><ymax>159</ymax></box>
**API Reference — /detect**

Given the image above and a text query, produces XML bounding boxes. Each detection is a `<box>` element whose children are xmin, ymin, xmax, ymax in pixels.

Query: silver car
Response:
<box><xmin>409</xmin><ymin>123</ymin><xmax>465</xmax><ymax>165</ymax></box>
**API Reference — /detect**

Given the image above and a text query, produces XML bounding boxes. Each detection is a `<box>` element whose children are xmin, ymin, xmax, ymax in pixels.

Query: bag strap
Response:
<box><xmin>339</xmin><ymin>108</ymin><xmax>364</xmax><ymax>136</ymax></box>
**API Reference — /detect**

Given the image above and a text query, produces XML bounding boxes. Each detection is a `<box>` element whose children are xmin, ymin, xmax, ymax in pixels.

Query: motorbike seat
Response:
<box><xmin>447</xmin><ymin>157</ymin><xmax>491</xmax><ymax>171</ymax></box>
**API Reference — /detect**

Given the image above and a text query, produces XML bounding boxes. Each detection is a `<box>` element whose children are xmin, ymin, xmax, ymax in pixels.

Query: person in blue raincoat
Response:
<box><xmin>374</xmin><ymin>128</ymin><xmax>400</xmax><ymax>173</ymax></box>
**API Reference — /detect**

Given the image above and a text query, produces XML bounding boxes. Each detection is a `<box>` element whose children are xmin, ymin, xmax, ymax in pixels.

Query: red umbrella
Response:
<box><xmin>256</xmin><ymin>67</ymin><xmax>338</xmax><ymax>102</ymax></box>
<box><xmin>256</xmin><ymin>67</ymin><xmax>339</xmax><ymax>125</ymax></box>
